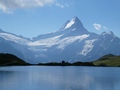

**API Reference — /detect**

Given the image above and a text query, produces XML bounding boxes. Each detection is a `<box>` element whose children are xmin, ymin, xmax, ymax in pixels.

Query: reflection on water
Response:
<box><xmin>0</xmin><ymin>66</ymin><xmax>120</xmax><ymax>90</ymax></box>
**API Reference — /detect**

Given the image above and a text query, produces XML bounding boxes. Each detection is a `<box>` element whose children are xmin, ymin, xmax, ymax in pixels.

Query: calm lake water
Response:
<box><xmin>0</xmin><ymin>66</ymin><xmax>120</xmax><ymax>90</ymax></box>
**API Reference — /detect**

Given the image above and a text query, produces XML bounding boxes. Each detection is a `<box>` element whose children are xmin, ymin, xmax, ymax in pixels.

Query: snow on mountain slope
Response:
<box><xmin>47</xmin><ymin>16</ymin><xmax>89</xmax><ymax>37</ymax></box>
<box><xmin>101</xmin><ymin>31</ymin><xmax>114</xmax><ymax>36</ymax></box>
<box><xmin>80</xmin><ymin>39</ymin><xmax>97</xmax><ymax>56</ymax></box>
<box><xmin>60</xmin><ymin>17</ymin><xmax>85</xmax><ymax>30</ymax></box>
<box><xmin>56</xmin><ymin>34</ymin><xmax>90</xmax><ymax>50</ymax></box>
<box><xmin>0</xmin><ymin>16</ymin><xmax>120</xmax><ymax>63</ymax></box>
<box><xmin>82</xmin><ymin>31</ymin><xmax>120</xmax><ymax>62</ymax></box>
<box><xmin>29</xmin><ymin>35</ymin><xmax>63</xmax><ymax>47</ymax></box>
<box><xmin>65</xmin><ymin>18</ymin><xmax>75</xmax><ymax>29</ymax></box>
<box><xmin>0</xmin><ymin>33</ymin><xmax>30</xmax><ymax>45</ymax></box>
<box><xmin>29</xmin><ymin>34</ymin><xmax>89</xmax><ymax>50</ymax></box>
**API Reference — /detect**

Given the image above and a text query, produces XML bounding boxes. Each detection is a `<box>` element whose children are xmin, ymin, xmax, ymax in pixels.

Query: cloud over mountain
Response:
<box><xmin>93</xmin><ymin>23</ymin><xmax>102</xmax><ymax>30</ymax></box>
<box><xmin>93</xmin><ymin>23</ymin><xmax>108</xmax><ymax>30</ymax></box>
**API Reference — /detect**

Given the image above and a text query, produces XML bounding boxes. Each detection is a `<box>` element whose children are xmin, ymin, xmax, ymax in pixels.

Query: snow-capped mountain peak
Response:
<box><xmin>58</xmin><ymin>17</ymin><xmax>88</xmax><ymax>36</ymax></box>
<box><xmin>71</xmin><ymin>16</ymin><xmax>81</xmax><ymax>23</ymax></box>
<box><xmin>64</xmin><ymin>17</ymin><xmax>80</xmax><ymax>29</ymax></box>
<box><xmin>65</xmin><ymin>19</ymin><xmax>75</xmax><ymax>29</ymax></box>
<box><xmin>107</xmin><ymin>31</ymin><xmax>114</xmax><ymax>35</ymax></box>
<box><xmin>60</xmin><ymin>16</ymin><xmax>84</xmax><ymax>29</ymax></box>
<box><xmin>0</xmin><ymin>16</ymin><xmax>120</xmax><ymax>64</ymax></box>
<box><xmin>101</xmin><ymin>31</ymin><xmax>115</xmax><ymax>36</ymax></box>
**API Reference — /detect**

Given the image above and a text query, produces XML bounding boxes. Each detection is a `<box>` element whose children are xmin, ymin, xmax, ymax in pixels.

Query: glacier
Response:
<box><xmin>0</xmin><ymin>16</ymin><xmax>120</xmax><ymax>64</ymax></box>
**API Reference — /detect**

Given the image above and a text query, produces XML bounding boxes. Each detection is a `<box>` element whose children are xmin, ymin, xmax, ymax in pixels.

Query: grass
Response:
<box><xmin>93</xmin><ymin>55</ymin><xmax>120</xmax><ymax>67</ymax></box>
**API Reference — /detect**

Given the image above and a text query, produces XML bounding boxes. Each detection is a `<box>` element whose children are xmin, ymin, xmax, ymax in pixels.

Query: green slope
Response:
<box><xmin>0</xmin><ymin>53</ymin><xmax>29</xmax><ymax>66</ymax></box>
<box><xmin>93</xmin><ymin>54</ymin><xmax>120</xmax><ymax>67</ymax></box>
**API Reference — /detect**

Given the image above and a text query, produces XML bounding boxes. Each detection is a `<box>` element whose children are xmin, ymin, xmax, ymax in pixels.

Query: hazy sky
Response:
<box><xmin>0</xmin><ymin>0</ymin><xmax>120</xmax><ymax>38</ymax></box>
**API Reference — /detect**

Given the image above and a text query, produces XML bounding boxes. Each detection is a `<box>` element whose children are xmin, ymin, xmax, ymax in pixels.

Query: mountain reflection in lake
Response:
<box><xmin>0</xmin><ymin>66</ymin><xmax>120</xmax><ymax>90</ymax></box>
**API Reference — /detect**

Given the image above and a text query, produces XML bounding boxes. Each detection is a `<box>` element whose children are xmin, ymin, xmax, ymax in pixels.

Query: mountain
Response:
<box><xmin>33</xmin><ymin>17</ymin><xmax>89</xmax><ymax>40</ymax></box>
<box><xmin>82</xmin><ymin>31</ymin><xmax>120</xmax><ymax>61</ymax></box>
<box><xmin>58</xmin><ymin>16</ymin><xmax>88</xmax><ymax>35</ymax></box>
<box><xmin>0</xmin><ymin>16</ymin><xmax>120</xmax><ymax>64</ymax></box>
<box><xmin>93</xmin><ymin>54</ymin><xmax>120</xmax><ymax>67</ymax></box>
<box><xmin>0</xmin><ymin>53</ymin><xmax>29</xmax><ymax>66</ymax></box>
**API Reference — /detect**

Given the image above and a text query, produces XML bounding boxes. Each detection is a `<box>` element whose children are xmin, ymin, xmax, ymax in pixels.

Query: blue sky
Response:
<box><xmin>0</xmin><ymin>0</ymin><xmax>120</xmax><ymax>38</ymax></box>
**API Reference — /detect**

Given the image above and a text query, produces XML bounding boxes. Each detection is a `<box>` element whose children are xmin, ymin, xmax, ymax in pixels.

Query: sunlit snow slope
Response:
<box><xmin>0</xmin><ymin>17</ymin><xmax>120</xmax><ymax>64</ymax></box>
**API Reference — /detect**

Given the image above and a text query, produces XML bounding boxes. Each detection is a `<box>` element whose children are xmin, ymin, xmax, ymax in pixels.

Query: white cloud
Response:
<box><xmin>55</xmin><ymin>3</ymin><xmax>64</xmax><ymax>8</ymax></box>
<box><xmin>103</xmin><ymin>26</ymin><xmax>108</xmax><ymax>30</ymax></box>
<box><xmin>93</xmin><ymin>23</ymin><xmax>102</xmax><ymax>30</ymax></box>
<box><xmin>55</xmin><ymin>2</ymin><xmax>69</xmax><ymax>9</ymax></box>
<box><xmin>0</xmin><ymin>0</ymin><xmax>67</xmax><ymax>13</ymax></box>
<box><xmin>93</xmin><ymin>23</ymin><xmax>108</xmax><ymax>30</ymax></box>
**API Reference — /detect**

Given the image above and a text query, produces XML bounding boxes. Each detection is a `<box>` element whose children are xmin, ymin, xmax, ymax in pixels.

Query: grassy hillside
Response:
<box><xmin>0</xmin><ymin>53</ymin><xmax>29</xmax><ymax>66</ymax></box>
<box><xmin>93</xmin><ymin>54</ymin><xmax>120</xmax><ymax>67</ymax></box>
<box><xmin>1</xmin><ymin>53</ymin><xmax>120</xmax><ymax>67</ymax></box>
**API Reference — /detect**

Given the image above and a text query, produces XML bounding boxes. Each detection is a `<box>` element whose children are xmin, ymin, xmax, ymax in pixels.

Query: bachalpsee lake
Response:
<box><xmin>0</xmin><ymin>66</ymin><xmax>120</xmax><ymax>90</ymax></box>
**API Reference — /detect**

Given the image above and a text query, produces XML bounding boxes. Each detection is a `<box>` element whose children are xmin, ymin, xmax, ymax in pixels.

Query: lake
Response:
<box><xmin>0</xmin><ymin>66</ymin><xmax>120</xmax><ymax>90</ymax></box>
